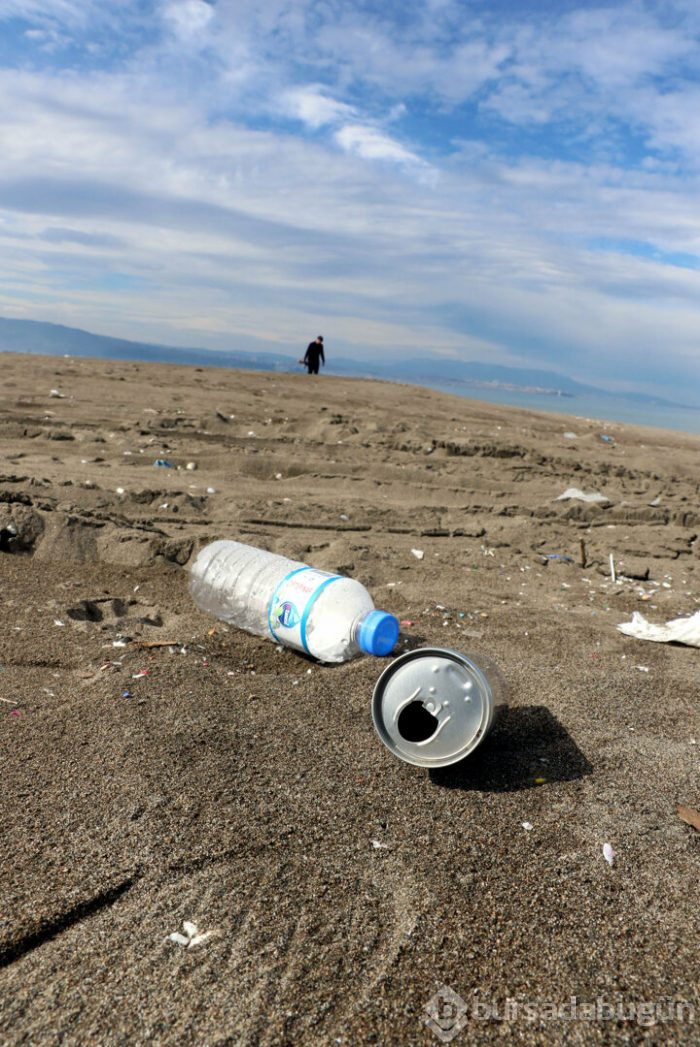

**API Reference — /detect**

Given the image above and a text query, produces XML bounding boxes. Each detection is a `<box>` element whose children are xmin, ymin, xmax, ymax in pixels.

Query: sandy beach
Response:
<box><xmin>1</xmin><ymin>351</ymin><xmax>699</xmax><ymax>1045</ymax></box>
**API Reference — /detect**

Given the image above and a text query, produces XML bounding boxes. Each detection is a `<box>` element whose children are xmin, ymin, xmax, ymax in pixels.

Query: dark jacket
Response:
<box><xmin>304</xmin><ymin>340</ymin><xmax>325</xmax><ymax>366</ymax></box>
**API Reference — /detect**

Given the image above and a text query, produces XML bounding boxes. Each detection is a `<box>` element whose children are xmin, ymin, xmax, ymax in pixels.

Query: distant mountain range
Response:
<box><xmin>0</xmin><ymin>315</ymin><xmax>693</xmax><ymax>410</ymax></box>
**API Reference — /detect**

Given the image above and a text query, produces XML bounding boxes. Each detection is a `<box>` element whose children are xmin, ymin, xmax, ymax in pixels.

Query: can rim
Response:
<box><xmin>371</xmin><ymin>646</ymin><xmax>495</xmax><ymax>767</ymax></box>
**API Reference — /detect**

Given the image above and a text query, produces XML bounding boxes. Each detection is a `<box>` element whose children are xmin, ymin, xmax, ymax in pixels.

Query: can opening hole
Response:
<box><xmin>397</xmin><ymin>701</ymin><xmax>439</xmax><ymax>743</ymax></box>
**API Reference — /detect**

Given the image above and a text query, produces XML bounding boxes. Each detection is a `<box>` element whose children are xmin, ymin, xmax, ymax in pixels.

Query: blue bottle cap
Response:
<box><xmin>358</xmin><ymin>610</ymin><xmax>399</xmax><ymax>657</ymax></box>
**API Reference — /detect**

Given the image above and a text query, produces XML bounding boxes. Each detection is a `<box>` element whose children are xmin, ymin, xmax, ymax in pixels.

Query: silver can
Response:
<box><xmin>371</xmin><ymin>647</ymin><xmax>507</xmax><ymax>767</ymax></box>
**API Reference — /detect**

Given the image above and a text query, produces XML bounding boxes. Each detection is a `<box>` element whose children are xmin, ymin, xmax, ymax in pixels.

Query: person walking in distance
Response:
<box><xmin>302</xmin><ymin>335</ymin><xmax>325</xmax><ymax>375</ymax></box>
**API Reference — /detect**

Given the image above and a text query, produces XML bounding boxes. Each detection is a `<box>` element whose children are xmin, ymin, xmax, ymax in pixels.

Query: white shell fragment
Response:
<box><xmin>556</xmin><ymin>488</ymin><xmax>609</xmax><ymax>503</ymax></box>
<box><xmin>617</xmin><ymin>610</ymin><xmax>700</xmax><ymax>648</ymax></box>
<box><xmin>168</xmin><ymin>921</ymin><xmax>213</xmax><ymax>948</ymax></box>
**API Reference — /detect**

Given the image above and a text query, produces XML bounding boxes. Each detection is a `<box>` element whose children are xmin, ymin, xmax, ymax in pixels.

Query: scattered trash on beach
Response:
<box><xmin>411</xmin><ymin>549</ymin><xmax>424</xmax><ymax>560</ymax></box>
<box><xmin>521</xmin><ymin>822</ymin><xmax>533</xmax><ymax>831</ymax></box>
<box><xmin>603</xmin><ymin>843</ymin><xmax>615</xmax><ymax>866</ymax></box>
<box><xmin>168</xmin><ymin>921</ymin><xmax>213</xmax><ymax>948</ymax></box>
<box><xmin>617</xmin><ymin>610</ymin><xmax>700</xmax><ymax>648</ymax></box>
<box><xmin>545</xmin><ymin>553</ymin><xmax>573</xmax><ymax>562</ymax></box>
<box><xmin>49</xmin><ymin>388</ymin><xmax>65</xmax><ymax>398</ymax></box>
<box><xmin>599</xmin><ymin>434</ymin><xmax>614</xmax><ymax>444</ymax></box>
<box><xmin>677</xmin><ymin>805</ymin><xmax>700</xmax><ymax>834</ymax></box>
<box><xmin>0</xmin><ymin>696</ymin><xmax>18</xmax><ymax>705</ymax></box>
<box><xmin>153</xmin><ymin>459</ymin><xmax>173</xmax><ymax>468</ymax></box>
<box><xmin>556</xmin><ymin>488</ymin><xmax>609</xmax><ymax>503</ymax></box>
<box><xmin>186</xmin><ymin>462</ymin><xmax>197</xmax><ymax>471</ymax></box>
<box><xmin>371</xmin><ymin>840</ymin><xmax>389</xmax><ymax>850</ymax></box>
<box><xmin>563</xmin><ymin>432</ymin><xmax>577</xmax><ymax>439</ymax></box>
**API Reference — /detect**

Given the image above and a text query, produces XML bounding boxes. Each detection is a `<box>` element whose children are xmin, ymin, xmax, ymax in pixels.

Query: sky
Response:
<box><xmin>1</xmin><ymin>0</ymin><xmax>700</xmax><ymax>401</ymax></box>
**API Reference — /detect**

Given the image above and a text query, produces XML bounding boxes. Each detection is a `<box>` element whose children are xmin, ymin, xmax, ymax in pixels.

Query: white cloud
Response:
<box><xmin>334</xmin><ymin>124</ymin><xmax>424</xmax><ymax>166</ymax></box>
<box><xmin>161</xmin><ymin>0</ymin><xmax>214</xmax><ymax>39</ymax></box>
<box><xmin>281</xmin><ymin>85</ymin><xmax>356</xmax><ymax>130</ymax></box>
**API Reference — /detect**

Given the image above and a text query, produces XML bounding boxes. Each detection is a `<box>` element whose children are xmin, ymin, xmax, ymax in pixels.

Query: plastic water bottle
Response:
<box><xmin>189</xmin><ymin>539</ymin><xmax>399</xmax><ymax>663</ymax></box>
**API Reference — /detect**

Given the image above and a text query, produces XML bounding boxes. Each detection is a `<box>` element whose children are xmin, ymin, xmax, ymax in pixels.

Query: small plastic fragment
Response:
<box><xmin>153</xmin><ymin>459</ymin><xmax>173</xmax><ymax>468</ymax></box>
<box><xmin>411</xmin><ymin>549</ymin><xmax>424</xmax><ymax>560</ymax></box>
<box><xmin>603</xmin><ymin>842</ymin><xmax>615</xmax><ymax>866</ymax></box>
<box><xmin>168</xmin><ymin>921</ymin><xmax>213</xmax><ymax>948</ymax></box>
<box><xmin>556</xmin><ymin>488</ymin><xmax>609</xmax><ymax>503</ymax></box>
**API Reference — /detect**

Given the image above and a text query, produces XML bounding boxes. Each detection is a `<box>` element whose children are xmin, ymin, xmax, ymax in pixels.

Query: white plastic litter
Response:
<box><xmin>603</xmin><ymin>843</ymin><xmax>615</xmax><ymax>867</ymax></box>
<box><xmin>168</xmin><ymin>921</ymin><xmax>212</xmax><ymax>948</ymax></box>
<box><xmin>617</xmin><ymin>610</ymin><xmax>700</xmax><ymax>648</ymax></box>
<box><xmin>521</xmin><ymin>822</ymin><xmax>533</xmax><ymax>831</ymax></box>
<box><xmin>411</xmin><ymin>549</ymin><xmax>424</xmax><ymax>560</ymax></box>
<box><xmin>556</xmin><ymin>488</ymin><xmax>609</xmax><ymax>503</ymax></box>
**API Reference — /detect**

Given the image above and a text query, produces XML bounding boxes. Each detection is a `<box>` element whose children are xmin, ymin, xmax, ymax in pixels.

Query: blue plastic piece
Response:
<box><xmin>358</xmin><ymin>610</ymin><xmax>400</xmax><ymax>657</ymax></box>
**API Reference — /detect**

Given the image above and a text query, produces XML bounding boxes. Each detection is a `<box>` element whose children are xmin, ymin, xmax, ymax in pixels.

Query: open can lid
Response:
<box><xmin>371</xmin><ymin>647</ymin><xmax>501</xmax><ymax>767</ymax></box>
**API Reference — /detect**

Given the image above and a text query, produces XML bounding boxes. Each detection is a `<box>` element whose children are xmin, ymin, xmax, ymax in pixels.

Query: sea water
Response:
<box><xmin>422</xmin><ymin>381</ymin><xmax>700</xmax><ymax>437</ymax></box>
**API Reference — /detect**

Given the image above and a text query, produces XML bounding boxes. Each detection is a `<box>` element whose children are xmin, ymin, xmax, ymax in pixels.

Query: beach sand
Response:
<box><xmin>1</xmin><ymin>352</ymin><xmax>699</xmax><ymax>1045</ymax></box>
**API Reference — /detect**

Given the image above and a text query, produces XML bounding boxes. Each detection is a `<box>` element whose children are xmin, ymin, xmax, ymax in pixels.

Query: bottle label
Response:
<box><xmin>268</xmin><ymin>567</ymin><xmax>341</xmax><ymax>653</ymax></box>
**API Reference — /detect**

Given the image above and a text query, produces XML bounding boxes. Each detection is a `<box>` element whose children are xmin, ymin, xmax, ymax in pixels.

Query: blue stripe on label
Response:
<box><xmin>268</xmin><ymin>567</ymin><xmax>311</xmax><ymax>641</ymax></box>
<box><xmin>299</xmin><ymin>574</ymin><xmax>341</xmax><ymax>653</ymax></box>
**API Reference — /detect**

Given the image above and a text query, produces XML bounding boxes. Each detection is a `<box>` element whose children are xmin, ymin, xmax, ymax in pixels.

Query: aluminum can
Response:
<box><xmin>371</xmin><ymin>647</ymin><xmax>506</xmax><ymax>767</ymax></box>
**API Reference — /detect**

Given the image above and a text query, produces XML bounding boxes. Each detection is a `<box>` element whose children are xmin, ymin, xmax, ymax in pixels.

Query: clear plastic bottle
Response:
<box><xmin>189</xmin><ymin>539</ymin><xmax>399</xmax><ymax>663</ymax></box>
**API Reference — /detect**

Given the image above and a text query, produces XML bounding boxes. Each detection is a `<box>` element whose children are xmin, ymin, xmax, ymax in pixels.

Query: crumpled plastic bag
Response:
<box><xmin>556</xmin><ymin>488</ymin><xmax>609</xmax><ymax>503</ymax></box>
<box><xmin>617</xmin><ymin>610</ymin><xmax>700</xmax><ymax>648</ymax></box>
